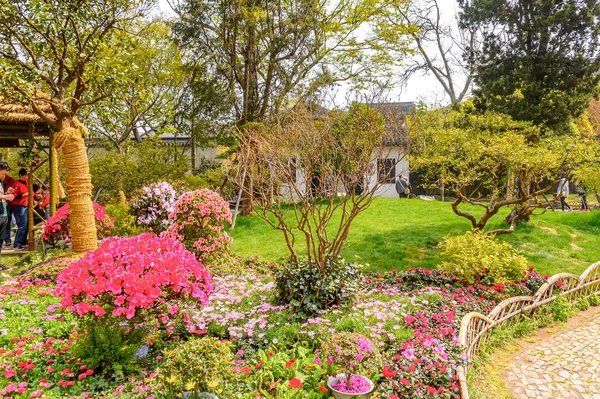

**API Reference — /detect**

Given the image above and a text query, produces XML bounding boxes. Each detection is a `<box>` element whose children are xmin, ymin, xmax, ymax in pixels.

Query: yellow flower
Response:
<box><xmin>185</xmin><ymin>381</ymin><xmax>196</xmax><ymax>391</ymax></box>
<box><xmin>207</xmin><ymin>380</ymin><xmax>218</xmax><ymax>389</ymax></box>
<box><xmin>166</xmin><ymin>375</ymin><xmax>178</xmax><ymax>384</ymax></box>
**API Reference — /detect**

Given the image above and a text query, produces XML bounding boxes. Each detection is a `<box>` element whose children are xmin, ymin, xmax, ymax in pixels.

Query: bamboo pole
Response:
<box><xmin>49</xmin><ymin>131</ymin><xmax>57</xmax><ymax>216</ymax></box>
<box><xmin>27</xmin><ymin>127</ymin><xmax>34</xmax><ymax>251</ymax></box>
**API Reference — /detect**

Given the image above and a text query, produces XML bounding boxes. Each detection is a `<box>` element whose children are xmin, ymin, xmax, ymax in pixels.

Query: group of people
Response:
<box><xmin>0</xmin><ymin>162</ymin><xmax>50</xmax><ymax>253</ymax></box>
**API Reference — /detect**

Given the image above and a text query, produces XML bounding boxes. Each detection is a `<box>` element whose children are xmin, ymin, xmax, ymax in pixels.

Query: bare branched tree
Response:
<box><xmin>243</xmin><ymin>103</ymin><xmax>407</xmax><ymax>268</ymax></box>
<box><xmin>381</xmin><ymin>0</ymin><xmax>479</xmax><ymax>105</ymax></box>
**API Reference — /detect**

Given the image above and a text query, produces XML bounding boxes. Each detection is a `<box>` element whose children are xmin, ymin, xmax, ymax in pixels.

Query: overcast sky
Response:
<box><xmin>156</xmin><ymin>0</ymin><xmax>462</xmax><ymax>106</ymax></box>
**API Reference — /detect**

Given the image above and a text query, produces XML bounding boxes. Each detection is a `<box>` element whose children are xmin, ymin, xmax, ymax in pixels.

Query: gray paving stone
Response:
<box><xmin>503</xmin><ymin>311</ymin><xmax>600</xmax><ymax>398</ymax></box>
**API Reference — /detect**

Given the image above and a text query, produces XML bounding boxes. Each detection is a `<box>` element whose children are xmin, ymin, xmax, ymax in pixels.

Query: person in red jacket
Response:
<box><xmin>39</xmin><ymin>185</ymin><xmax>51</xmax><ymax>219</ymax></box>
<box><xmin>0</xmin><ymin>162</ymin><xmax>16</xmax><ymax>263</ymax></box>
<box><xmin>11</xmin><ymin>168</ymin><xmax>29</xmax><ymax>250</ymax></box>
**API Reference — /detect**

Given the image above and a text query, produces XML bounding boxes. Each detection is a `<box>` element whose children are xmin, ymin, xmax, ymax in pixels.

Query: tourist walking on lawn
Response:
<box><xmin>0</xmin><ymin>162</ymin><xmax>16</xmax><ymax>263</ymax></box>
<box><xmin>556</xmin><ymin>176</ymin><xmax>571</xmax><ymax>211</ymax></box>
<box><xmin>395</xmin><ymin>174</ymin><xmax>412</xmax><ymax>198</ymax></box>
<box><xmin>577</xmin><ymin>186</ymin><xmax>589</xmax><ymax>212</ymax></box>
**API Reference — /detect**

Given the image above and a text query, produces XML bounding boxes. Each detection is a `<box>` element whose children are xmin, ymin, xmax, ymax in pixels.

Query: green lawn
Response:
<box><xmin>228</xmin><ymin>198</ymin><xmax>600</xmax><ymax>276</ymax></box>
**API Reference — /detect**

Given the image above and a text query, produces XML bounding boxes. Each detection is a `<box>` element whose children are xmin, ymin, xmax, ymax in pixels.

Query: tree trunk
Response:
<box><xmin>55</xmin><ymin>120</ymin><xmax>98</xmax><ymax>252</ymax></box>
<box><xmin>241</xmin><ymin>157</ymin><xmax>254</xmax><ymax>216</ymax></box>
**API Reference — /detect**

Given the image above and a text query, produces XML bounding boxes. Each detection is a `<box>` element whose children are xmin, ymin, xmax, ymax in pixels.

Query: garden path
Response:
<box><xmin>503</xmin><ymin>307</ymin><xmax>600</xmax><ymax>399</ymax></box>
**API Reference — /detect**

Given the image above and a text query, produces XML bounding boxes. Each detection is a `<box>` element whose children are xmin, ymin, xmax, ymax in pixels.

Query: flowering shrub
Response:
<box><xmin>54</xmin><ymin>234</ymin><xmax>212</xmax><ymax>321</ymax></box>
<box><xmin>131</xmin><ymin>181</ymin><xmax>178</xmax><ymax>233</ymax></box>
<box><xmin>234</xmin><ymin>343</ymin><xmax>330</xmax><ymax>398</ymax></box>
<box><xmin>42</xmin><ymin>202</ymin><xmax>114</xmax><ymax>246</ymax></box>
<box><xmin>161</xmin><ymin>189</ymin><xmax>232</xmax><ymax>262</ymax></box>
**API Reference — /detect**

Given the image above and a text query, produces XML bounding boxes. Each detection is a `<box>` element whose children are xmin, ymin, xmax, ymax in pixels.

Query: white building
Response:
<box><xmin>282</xmin><ymin>102</ymin><xmax>414</xmax><ymax>199</ymax></box>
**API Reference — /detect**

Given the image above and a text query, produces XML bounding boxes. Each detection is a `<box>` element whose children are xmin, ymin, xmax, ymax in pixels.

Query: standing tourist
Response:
<box><xmin>0</xmin><ymin>162</ymin><xmax>16</xmax><ymax>264</ymax></box>
<box><xmin>395</xmin><ymin>174</ymin><xmax>412</xmax><ymax>198</ymax></box>
<box><xmin>11</xmin><ymin>168</ymin><xmax>30</xmax><ymax>250</ymax></box>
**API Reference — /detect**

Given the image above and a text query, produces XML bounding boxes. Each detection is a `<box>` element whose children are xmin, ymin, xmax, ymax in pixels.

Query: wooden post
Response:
<box><xmin>27</xmin><ymin>128</ymin><xmax>35</xmax><ymax>251</ymax></box>
<box><xmin>49</xmin><ymin>131</ymin><xmax>57</xmax><ymax>216</ymax></box>
<box><xmin>191</xmin><ymin>136</ymin><xmax>197</xmax><ymax>171</ymax></box>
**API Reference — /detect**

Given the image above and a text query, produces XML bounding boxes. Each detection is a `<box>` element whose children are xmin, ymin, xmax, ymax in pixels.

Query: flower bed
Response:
<box><xmin>0</xmin><ymin>258</ymin><xmax>548</xmax><ymax>399</ymax></box>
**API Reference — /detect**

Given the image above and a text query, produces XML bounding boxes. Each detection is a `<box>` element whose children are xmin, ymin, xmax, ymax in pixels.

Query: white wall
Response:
<box><xmin>368</xmin><ymin>147</ymin><xmax>409</xmax><ymax>198</ymax></box>
<box><xmin>279</xmin><ymin>146</ymin><xmax>409</xmax><ymax>199</ymax></box>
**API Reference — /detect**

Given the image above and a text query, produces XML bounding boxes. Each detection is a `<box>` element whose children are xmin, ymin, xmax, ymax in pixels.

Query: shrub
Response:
<box><xmin>550</xmin><ymin>296</ymin><xmax>570</xmax><ymax>322</ymax></box>
<box><xmin>105</xmin><ymin>202</ymin><xmax>146</xmax><ymax>237</ymax></box>
<box><xmin>54</xmin><ymin>234</ymin><xmax>212</xmax><ymax>321</ymax></box>
<box><xmin>590</xmin><ymin>294</ymin><xmax>600</xmax><ymax>307</ymax></box>
<box><xmin>131</xmin><ymin>181</ymin><xmax>178</xmax><ymax>233</ymax></box>
<box><xmin>42</xmin><ymin>202</ymin><xmax>114</xmax><ymax>246</ymax></box>
<box><xmin>70</xmin><ymin>320</ymin><xmax>149</xmax><ymax>376</ymax></box>
<box><xmin>438</xmin><ymin>231</ymin><xmax>528</xmax><ymax>285</ymax></box>
<box><xmin>575</xmin><ymin>296</ymin><xmax>590</xmax><ymax>311</ymax></box>
<box><xmin>161</xmin><ymin>189</ymin><xmax>232</xmax><ymax>262</ymax></box>
<box><xmin>158</xmin><ymin>337</ymin><xmax>235</xmax><ymax>396</ymax></box>
<box><xmin>274</xmin><ymin>258</ymin><xmax>362</xmax><ymax>316</ymax></box>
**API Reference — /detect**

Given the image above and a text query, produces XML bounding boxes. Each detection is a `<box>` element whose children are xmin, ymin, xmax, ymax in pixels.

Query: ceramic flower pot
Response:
<box><xmin>182</xmin><ymin>392</ymin><xmax>218</xmax><ymax>399</ymax></box>
<box><xmin>327</xmin><ymin>374</ymin><xmax>374</xmax><ymax>399</ymax></box>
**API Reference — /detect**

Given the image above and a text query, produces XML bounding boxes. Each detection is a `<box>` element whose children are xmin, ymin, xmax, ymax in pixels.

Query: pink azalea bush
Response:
<box><xmin>42</xmin><ymin>202</ymin><xmax>114</xmax><ymax>246</ymax></box>
<box><xmin>54</xmin><ymin>234</ymin><xmax>212</xmax><ymax>321</ymax></box>
<box><xmin>131</xmin><ymin>181</ymin><xmax>178</xmax><ymax>233</ymax></box>
<box><xmin>161</xmin><ymin>189</ymin><xmax>232</xmax><ymax>262</ymax></box>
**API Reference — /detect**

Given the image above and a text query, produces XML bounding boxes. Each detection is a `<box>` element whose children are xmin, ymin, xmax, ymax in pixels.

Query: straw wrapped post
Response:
<box><xmin>54</xmin><ymin>119</ymin><xmax>97</xmax><ymax>252</ymax></box>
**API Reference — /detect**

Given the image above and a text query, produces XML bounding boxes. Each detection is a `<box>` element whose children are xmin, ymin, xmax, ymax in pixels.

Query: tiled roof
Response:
<box><xmin>368</xmin><ymin>102</ymin><xmax>415</xmax><ymax>146</ymax></box>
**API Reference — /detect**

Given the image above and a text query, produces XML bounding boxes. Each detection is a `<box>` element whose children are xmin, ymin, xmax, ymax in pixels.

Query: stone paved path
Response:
<box><xmin>504</xmin><ymin>308</ymin><xmax>600</xmax><ymax>399</ymax></box>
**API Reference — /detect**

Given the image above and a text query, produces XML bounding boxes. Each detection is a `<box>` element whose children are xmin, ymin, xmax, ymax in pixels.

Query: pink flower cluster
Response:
<box><xmin>42</xmin><ymin>202</ymin><xmax>114</xmax><ymax>245</ymax></box>
<box><xmin>161</xmin><ymin>189</ymin><xmax>232</xmax><ymax>261</ymax></box>
<box><xmin>54</xmin><ymin>234</ymin><xmax>212</xmax><ymax>320</ymax></box>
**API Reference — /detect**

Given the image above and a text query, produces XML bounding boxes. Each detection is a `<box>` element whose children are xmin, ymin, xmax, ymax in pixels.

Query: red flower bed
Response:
<box><xmin>365</xmin><ymin>268</ymin><xmax>547</xmax><ymax>399</ymax></box>
<box><xmin>42</xmin><ymin>202</ymin><xmax>114</xmax><ymax>246</ymax></box>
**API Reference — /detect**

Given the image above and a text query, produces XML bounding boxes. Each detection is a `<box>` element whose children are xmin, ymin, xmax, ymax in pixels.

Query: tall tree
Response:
<box><xmin>377</xmin><ymin>0</ymin><xmax>478</xmax><ymax>105</ymax></box>
<box><xmin>458</xmin><ymin>0</ymin><xmax>600</xmax><ymax>131</ymax></box>
<box><xmin>171</xmin><ymin>0</ymin><xmax>414</xmax><ymax>213</ymax></box>
<box><xmin>172</xmin><ymin>0</ymin><xmax>413</xmax><ymax>125</ymax></box>
<box><xmin>0</xmin><ymin>0</ymin><xmax>152</xmax><ymax>252</ymax></box>
<box><xmin>82</xmin><ymin>21</ymin><xmax>186</xmax><ymax>152</ymax></box>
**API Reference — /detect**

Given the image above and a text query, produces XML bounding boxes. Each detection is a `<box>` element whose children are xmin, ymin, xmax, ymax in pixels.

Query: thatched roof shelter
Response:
<box><xmin>0</xmin><ymin>99</ymin><xmax>53</xmax><ymax>145</ymax></box>
<box><xmin>0</xmin><ymin>98</ymin><xmax>59</xmax><ymax>253</ymax></box>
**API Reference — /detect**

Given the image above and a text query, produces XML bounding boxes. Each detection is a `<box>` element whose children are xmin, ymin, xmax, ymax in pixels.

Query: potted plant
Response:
<box><xmin>321</xmin><ymin>332</ymin><xmax>381</xmax><ymax>399</ymax></box>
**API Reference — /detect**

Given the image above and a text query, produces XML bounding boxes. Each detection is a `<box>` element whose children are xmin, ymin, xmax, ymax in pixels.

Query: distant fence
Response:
<box><xmin>457</xmin><ymin>261</ymin><xmax>600</xmax><ymax>399</ymax></box>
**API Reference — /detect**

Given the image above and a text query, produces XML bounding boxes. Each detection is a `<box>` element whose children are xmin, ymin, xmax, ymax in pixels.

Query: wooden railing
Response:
<box><xmin>457</xmin><ymin>261</ymin><xmax>600</xmax><ymax>399</ymax></box>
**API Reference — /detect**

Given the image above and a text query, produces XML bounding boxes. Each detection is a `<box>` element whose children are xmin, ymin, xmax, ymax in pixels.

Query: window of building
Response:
<box><xmin>377</xmin><ymin>158</ymin><xmax>396</xmax><ymax>183</ymax></box>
